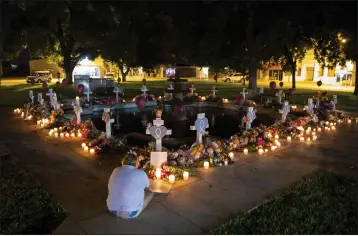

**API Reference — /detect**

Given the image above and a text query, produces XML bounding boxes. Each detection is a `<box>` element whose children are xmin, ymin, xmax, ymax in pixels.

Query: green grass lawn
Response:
<box><xmin>211</xmin><ymin>171</ymin><xmax>358</xmax><ymax>235</ymax></box>
<box><xmin>0</xmin><ymin>155</ymin><xmax>67</xmax><ymax>234</ymax></box>
<box><xmin>1</xmin><ymin>79</ymin><xmax>357</xmax><ymax>112</ymax></box>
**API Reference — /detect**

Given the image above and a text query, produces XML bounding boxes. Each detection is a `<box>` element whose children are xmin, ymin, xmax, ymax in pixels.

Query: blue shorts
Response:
<box><xmin>110</xmin><ymin>208</ymin><xmax>142</xmax><ymax>219</ymax></box>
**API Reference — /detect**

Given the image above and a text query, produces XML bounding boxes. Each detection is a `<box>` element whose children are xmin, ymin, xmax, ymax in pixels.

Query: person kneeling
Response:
<box><xmin>107</xmin><ymin>157</ymin><xmax>154</xmax><ymax>219</ymax></box>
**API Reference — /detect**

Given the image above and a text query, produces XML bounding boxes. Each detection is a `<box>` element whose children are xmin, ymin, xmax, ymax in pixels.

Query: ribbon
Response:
<box><xmin>154</xmin><ymin>127</ymin><xmax>162</xmax><ymax>139</ymax></box>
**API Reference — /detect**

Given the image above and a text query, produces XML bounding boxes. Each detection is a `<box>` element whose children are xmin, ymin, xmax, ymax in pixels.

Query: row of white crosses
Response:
<box><xmin>190</xmin><ymin>113</ymin><xmax>209</xmax><ymax>144</ymax></box>
<box><xmin>46</xmin><ymin>89</ymin><xmax>60</xmax><ymax>110</ymax></box>
<box><xmin>275</xmin><ymin>90</ymin><xmax>285</xmax><ymax>104</ymax></box>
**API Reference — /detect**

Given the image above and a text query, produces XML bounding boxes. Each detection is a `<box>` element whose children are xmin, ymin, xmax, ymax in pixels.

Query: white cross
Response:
<box><xmin>259</xmin><ymin>87</ymin><xmax>264</xmax><ymax>95</ymax></box>
<box><xmin>281</xmin><ymin>101</ymin><xmax>290</xmax><ymax>122</ymax></box>
<box><xmin>102</xmin><ymin>108</ymin><xmax>114</xmax><ymax>138</ymax></box>
<box><xmin>212</xmin><ymin>86</ymin><xmax>218</xmax><ymax>98</ymax></box>
<box><xmin>245</xmin><ymin>107</ymin><xmax>256</xmax><ymax>130</ymax></box>
<box><xmin>74</xmin><ymin>96</ymin><xmax>83</xmax><ymax>125</ymax></box>
<box><xmin>189</xmin><ymin>84</ymin><xmax>196</xmax><ymax>96</ymax></box>
<box><xmin>315</xmin><ymin>99</ymin><xmax>320</xmax><ymax>109</ymax></box>
<box><xmin>29</xmin><ymin>90</ymin><xmax>34</xmax><ymax>104</ymax></box>
<box><xmin>240</xmin><ymin>88</ymin><xmax>249</xmax><ymax>101</ymax></box>
<box><xmin>46</xmin><ymin>89</ymin><xmax>53</xmax><ymax>106</ymax></box>
<box><xmin>113</xmin><ymin>86</ymin><xmax>123</xmax><ymax>103</ymax></box>
<box><xmin>37</xmin><ymin>93</ymin><xmax>44</xmax><ymax>105</ymax></box>
<box><xmin>306</xmin><ymin>98</ymin><xmax>314</xmax><ymax>116</ymax></box>
<box><xmin>275</xmin><ymin>90</ymin><xmax>285</xmax><ymax>104</ymax></box>
<box><xmin>146</xmin><ymin>118</ymin><xmax>172</xmax><ymax>152</ymax></box>
<box><xmin>52</xmin><ymin>93</ymin><xmax>58</xmax><ymax>110</ymax></box>
<box><xmin>84</xmin><ymin>88</ymin><xmax>93</xmax><ymax>103</ymax></box>
<box><xmin>168</xmin><ymin>83</ymin><xmax>174</xmax><ymax>90</ymax></box>
<box><xmin>190</xmin><ymin>113</ymin><xmax>209</xmax><ymax>144</ymax></box>
<box><xmin>141</xmin><ymin>85</ymin><xmax>149</xmax><ymax>96</ymax></box>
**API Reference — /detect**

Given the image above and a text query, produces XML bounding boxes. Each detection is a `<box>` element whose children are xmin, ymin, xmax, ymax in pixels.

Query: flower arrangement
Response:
<box><xmin>80</xmin><ymin>120</ymin><xmax>101</xmax><ymax>139</ymax></box>
<box><xmin>144</xmin><ymin>163</ymin><xmax>198</xmax><ymax>181</ymax></box>
<box><xmin>190</xmin><ymin>143</ymin><xmax>205</xmax><ymax>159</ymax></box>
<box><xmin>86</xmin><ymin>133</ymin><xmax>127</xmax><ymax>154</ymax></box>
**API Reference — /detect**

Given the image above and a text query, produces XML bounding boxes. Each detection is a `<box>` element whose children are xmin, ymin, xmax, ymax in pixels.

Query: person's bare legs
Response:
<box><xmin>141</xmin><ymin>190</ymin><xmax>154</xmax><ymax>212</ymax></box>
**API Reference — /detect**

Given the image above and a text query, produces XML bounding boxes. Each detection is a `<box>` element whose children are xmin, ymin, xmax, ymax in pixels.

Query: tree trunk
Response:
<box><xmin>291</xmin><ymin>60</ymin><xmax>297</xmax><ymax>90</ymax></box>
<box><xmin>119</xmin><ymin>64</ymin><xmax>130</xmax><ymax>83</ymax></box>
<box><xmin>354</xmin><ymin>62</ymin><xmax>358</xmax><ymax>95</ymax></box>
<box><xmin>246</xmin><ymin>5</ymin><xmax>257</xmax><ymax>90</ymax></box>
<box><xmin>63</xmin><ymin>55</ymin><xmax>73</xmax><ymax>84</ymax></box>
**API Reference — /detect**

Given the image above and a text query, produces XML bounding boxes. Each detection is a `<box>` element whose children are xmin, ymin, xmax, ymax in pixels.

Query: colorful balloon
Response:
<box><xmin>135</xmin><ymin>96</ymin><xmax>147</xmax><ymax>110</ymax></box>
<box><xmin>279</xmin><ymin>82</ymin><xmax>284</xmax><ymax>88</ymax></box>
<box><xmin>77</xmin><ymin>84</ymin><xmax>85</xmax><ymax>94</ymax></box>
<box><xmin>106</xmin><ymin>96</ymin><xmax>117</xmax><ymax>106</ymax></box>
<box><xmin>317</xmin><ymin>81</ymin><xmax>322</xmax><ymax>87</ymax></box>
<box><xmin>42</xmin><ymin>82</ymin><xmax>48</xmax><ymax>89</ymax></box>
<box><xmin>269</xmin><ymin>81</ymin><xmax>277</xmax><ymax>89</ymax></box>
<box><xmin>236</xmin><ymin>95</ymin><xmax>245</xmax><ymax>105</ymax></box>
<box><xmin>62</xmin><ymin>79</ymin><xmax>68</xmax><ymax>88</ymax></box>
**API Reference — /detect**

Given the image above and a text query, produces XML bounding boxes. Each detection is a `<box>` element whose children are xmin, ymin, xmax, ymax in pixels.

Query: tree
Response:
<box><xmin>21</xmin><ymin>2</ymin><xmax>100</xmax><ymax>84</ymax></box>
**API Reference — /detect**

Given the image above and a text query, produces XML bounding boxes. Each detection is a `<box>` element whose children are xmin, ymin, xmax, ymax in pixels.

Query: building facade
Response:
<box><xmin>258</xmin><ymin>49</ymin><xmax>356</xmax><ymax>86</ymax></box>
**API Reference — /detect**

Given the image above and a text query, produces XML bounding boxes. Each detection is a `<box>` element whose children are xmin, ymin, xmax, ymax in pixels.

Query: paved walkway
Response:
<box><xmin>0</xmin><ymin>107</ymin><xmax>357</xmax><ymax>234</ymax></box>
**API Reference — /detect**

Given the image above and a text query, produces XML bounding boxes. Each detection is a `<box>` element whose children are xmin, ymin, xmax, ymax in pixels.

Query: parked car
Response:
<box><xmin>221</xmin><ymin>73</ymin><xmax>245</xmax><ymax>83</ymax></box>
<box><xmin>103</xmin><ymin>72</ymin><xmax>116</xmax><ymax>80</ymax></box>
<box><xmin>26</xmin><ymin>71</ymin><xmax>52</xmax><ymax>83</ymax></box>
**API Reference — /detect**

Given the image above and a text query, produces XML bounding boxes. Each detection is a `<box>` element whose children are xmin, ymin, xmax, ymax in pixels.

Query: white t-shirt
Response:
<box><xmin>106</xmin><ymin>166</ymin><xmax>149</xmax><ymax>212</ymax></box>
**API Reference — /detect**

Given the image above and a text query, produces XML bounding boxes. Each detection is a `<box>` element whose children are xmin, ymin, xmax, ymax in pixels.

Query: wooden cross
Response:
<box><xmin>240</xmin><ymin>88</ymin><xmax>248</xmax><ymax>101</ymax></box>
<box><xmin>84</xmin><ymin>88</ymin><xmax>93</xmax><ymax>103</ymax></box>
<box><xmin>275</xmin><ymin>90</ymin><xmax>285</xmax><ymax>104</ymax></box>
<box><xmin>113</xmin><ymin>86</ymin><xmax>123</xmax><ymax>103</ymax></box>
<box><xmin>189</xmin><ymin>84</ymin><xmax>196</xmax><ymax>96</ymax></box>
<box><xmin>190</xmin><ymin>113</ymin><xmax>209</xmax><ymax>144</ymax></box>
<box><xmin>146</xmin><ymin>118</ymin><xmax>172</xmax><ymax>152</ymax></box>
<box><xmin>46</xmin><ymin>89</ymin><xmax>54</xmax><ymax>106</ymax></box>
<box><xmin>212</xmin><ymin>86</ymin><xmax>218</xmax><ymax>98</ymax></box>
<box><xmin>74</xmin><ymin>96</ymin><xmax>83</xmax><ymax>125</ymax></box>
<box><xmin>102</xmin><ymin>108</ymin><xmax>114</xmax><ymax>138</ymax></box>
<box><xmin>37</xmin><ymin>93</ymin><xmax>44</xmax><ymax>105</ymax></box>
<box><xmin>141</xmin><ymin>85</ymin><xmax>149</xmax><ymax>96</ymax></box>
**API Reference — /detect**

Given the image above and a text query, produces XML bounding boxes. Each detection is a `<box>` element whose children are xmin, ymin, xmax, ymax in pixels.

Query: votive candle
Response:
<box><xmin>155</xmin><ymin>168</ymin><xmax>161</xmax><ymax>179</ymax></box>
<box><xmin>203</xmin><ymin>161</ymin><xmax>210</xmax><ymax>169</ymax></box>
<box><xmin>243</xmin><ymin>148</ymin><xmax>248</xmax><ymax>155</ymax></box>
<box><xmin>183</xmin><ymin>171</ymin><xmax>189</xmax><ymax>181</ymax></box>
<box><xmin>168</xmin><ymin>174</ymin><xmax>175</xmax><ymax>184</ymax></box>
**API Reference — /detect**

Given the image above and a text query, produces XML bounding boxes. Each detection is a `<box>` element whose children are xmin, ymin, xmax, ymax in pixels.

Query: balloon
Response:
<box><xmin>62</xmin><ymin>79</ymin><xmax>68</xmax><ymax>88</ymax></box>
<box><xmin>317</xmin><ymin>81</ymin><xmax>322</xmax><ymax>87</ymax></box>
<box><xmin>142</xmin><ymin>78</ymin><xmax>146</xmax><ymax>85</ymax></box>
<box><xmin>279</xmin><ymin>82</ymin><xmax>284</xmax><ymax>88</ymax></box>
<box><xmin>56</xmin><ymin>81</ymin><xmax>61</xmax><ymax>88</ymax></box>
<box><xmin>106</xmin><ymin>96</ymin><xmax>117</xmax><ymax>106</ymax></box>
<box><xmin>42</xmin><ymin>82</ymin><xmax>48</xmax><ymax>89</ymax></box>
<box><xmin>135</xmin><ymin>96</ymin><xmax>146</xmax><ymax>110</ymax></box>
<box><xmin>77</xmin><ymin>84</ymin><xmax>85</xmax><ymax>94</ymax></box>
<box><xmin>236</xmin><ymin>95</ymin><xmax>245</xmax><ymax>105</ymax></box>
<box><xmin>269</xmin><ymin>81</ymin><xmax>277</xmax><ymax>89</ymax></box>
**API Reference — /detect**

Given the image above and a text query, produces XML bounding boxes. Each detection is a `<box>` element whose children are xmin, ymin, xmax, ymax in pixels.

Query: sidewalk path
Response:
<box><xmin>1</xmin><ymin>107</ymin><xmax>356</xmax><ymax>234</ymax></box>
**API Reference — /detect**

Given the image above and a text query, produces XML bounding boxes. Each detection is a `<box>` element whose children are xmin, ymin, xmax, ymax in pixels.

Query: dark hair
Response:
<box><xmin>122</xmin><ymin>156</ymin><xmax>137</xmax><ymax>167</ymax></box>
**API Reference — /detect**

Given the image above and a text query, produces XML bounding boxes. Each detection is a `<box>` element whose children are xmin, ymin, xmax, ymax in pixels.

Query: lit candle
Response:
<box><xmin>49</xmin><ymin>131</ymin><xmax>53</xmax><ymax>136</ymax></box>
<box><xmin>155</xmin><ymin>168</ymin><xmax>162</xmax><ymax>179</ymax></box>
<box><xmin>168</xmin><ymin>174</ymin><xmax>175</xmax><ymax>184</ymax></box>
<box><xmin>312</xmin><ymin>131</ymin><xmax>316</xmax><ymax>136</ymax></box>
<box><xmin>274</xmin><ymin>134</ymin><xmax>279</xmax><ymax>139</ymax></box>
<box><xmin>318</xmin><ymin>127</ymin><xmax>322</xmax><ymax>132</ymax></box>
<box><xmin>21</xmin><ymin>112</ymin><xmax>24</xmax><ymax>118</ymax></box>
<box><xmin>274</xmin><ymin>139</ymin><xmax>279</xmax><ymax>144</ymax></box>
<box><xmin>228</xmin><ymin>152</ymin><xmax>234</xmax><ymax>160</ymax></box>
<box><xmin>65</xmin><ymin>133</ymin><xmax>70</xmax><ymax>138</ymax></box>
<box><xmin>243</xmin><ymin>148</ymin><xmax>248</xmax><ymax>155</ymax></box>
<box><xmin>306</xmin><ymin>137</ymin><xmax>311</xmax><ymax>142</ymax></box>
<box><xmin>325</xmin><ymin>121</ymin><xmax>329</xmax><ymax>125</ymax></box>
<box><xmin>276</xmin><ymin>142</ymin><xmax>281</xmax><ymax>148</ymax></box>
<box><xmin>327</xmin><ymin>127</ymin><xmax>331</xmax><ymax>131</ymax></box>
<box><xmin>40</xmin><ymin>123</ymin><xmax>44</xmax><ymax>127</ymax></box>
<box><xmin>84</xmin><ymin>146</ymin><xmax>89</xmax><ymax>151</ymax></box>
<box><xmin>287</xmin><ymin>136</ymin><xmax>292</xmax><ymax>142</ymax></box>
<box><xmin>203</xmin><ymin>161</ymin><xmax>210</xmax><ymax>169</ymax></box>
<box><xmin>271</xmin><ymin>145</ymin><xmax>277</xmax><ymax>151</ymax></box>
<box><xmin>313</xmin><ymin>135</ymin><xmax>317</xmax><ymax>141</ymax></box>
<box><xmin>77</xmin><ymin>133</ymin><xmax>82</xmax><ymax>137</ymax></box>
<box><xmin>258</xmin><ymin>148</ymin><xmax>264</xmax><ymax>155</ymax></box>
<box><xmin>81</xmin><ymin>143</ymin><xmax>86</xmax><ymax>148</ymax></box>
<box><xmin>90</xmin><ymin>148</ymin><xmax>95</xmax><ymax>154</ymax></box>
<box><xmin>183</xmin><ymin>171</ymin><xmax>189</xmax><ymax>181</ymax></box>
<box><xmin>348</xmin><ymin>119</ymin><xmax>352</xmax><ymax>124</ymax></box>
<box><xmin>331</xmin><ymin>126</ymin><xmax>336</xmax><ymax>130</ymax></box>
<box><xmin>306</xmin><ymin>130</ymin><xmax>310</xmax><ymax>134</ymax></box>
<box><xmin>224</xmin><ymin>160</ymin><xmax>228</xmax><ymax>166</ymax></box>
<box><xmin>330</xmin><ymin>122</ymin><xmax>333</xmax><ymax>126</ymax></box>
<box><xmin>264</xmin><ymin>149</ymin><xmax>268</xmax><ymax>153</ymax></box>
<box><xmin>71</xmin><ymin>133</ymin><xmax>75</xmax><ymax>137</ymax></box>
<box><xmin>60</xmin><ymin>133</ymin><xmax>64</xmax><ymax>138</ymax></box>
<box><xmin>54</xmin><ymin>132</ymin><xmax>58</xmax><ymax>137</ymax></box>
<box><xmin>313</xmin><ymin>128</ymin><xmax>317</xmax><ymax>132</ymax></box>
<box><xmin>37</xmin><ymin>120</ymin><xmax>41</xmax><ymax>125</ymax></box>
<box><xmin>267</xmin><ymin>133</ymin><xmax>272</xmax><ymax>138</ymax></box>
<box><xmin>300</xmin><ymin>137</ymin><xmax>304</xmax><ymax>142</ymax></box>
<box><xmin>54</xmin><ymin>128</ymin><xmax>58</xmax><ymax>132</ymax></box>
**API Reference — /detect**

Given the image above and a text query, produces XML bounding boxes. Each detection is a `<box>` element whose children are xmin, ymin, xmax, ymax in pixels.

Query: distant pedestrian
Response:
<box><xmin>214</xmin><ymin>73</ymin><xmax>218</xmax><ymax>83</ymax></box>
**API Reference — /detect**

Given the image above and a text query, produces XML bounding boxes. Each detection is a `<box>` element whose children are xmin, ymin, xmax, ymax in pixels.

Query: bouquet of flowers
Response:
<box><xmin>190</xmin><ymin>143</ymin><xmax>205</xmax><ymax>159</ymax></box>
